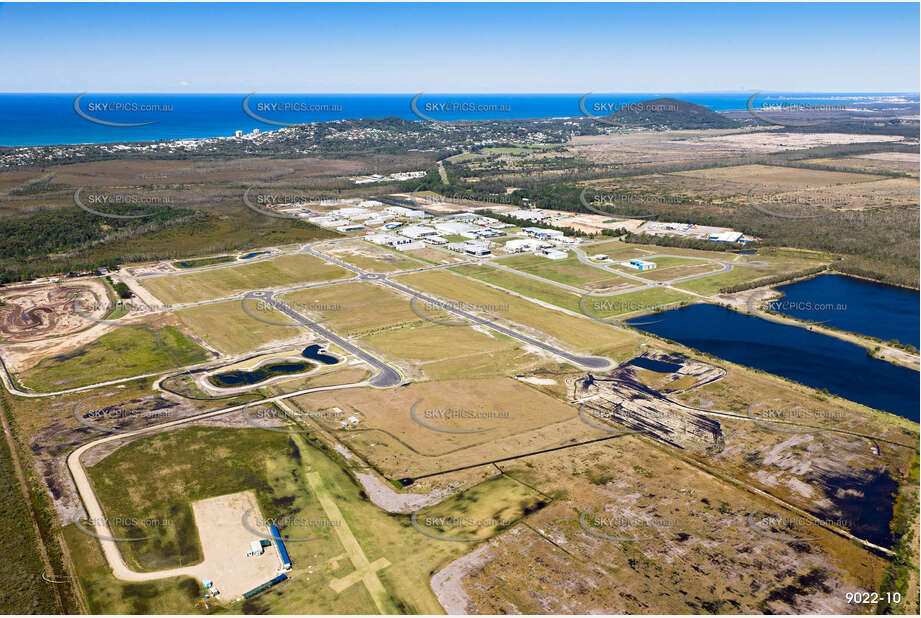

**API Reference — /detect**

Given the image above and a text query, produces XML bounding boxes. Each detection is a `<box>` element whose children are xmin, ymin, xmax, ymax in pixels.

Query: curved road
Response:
<box><xmin>66</xmin><ymin>382</ymin><xmax>367</xmax><ymax>586</ymax></box>
<box><xmin>245</xmin><ymin>291</ymin><xmax>403</xmax><ymax>387</ymax></box>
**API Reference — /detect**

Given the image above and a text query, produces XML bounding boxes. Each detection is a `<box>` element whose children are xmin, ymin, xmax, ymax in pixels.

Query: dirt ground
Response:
<box><xmin>0</xmin><ymin>280</ymin><xmax>107</xmax><ymax>343</ymax></box>
<box><xmin>189</xmin><ymin>490</ymin><xmax>285</xmax><ymax>599</ymax></box>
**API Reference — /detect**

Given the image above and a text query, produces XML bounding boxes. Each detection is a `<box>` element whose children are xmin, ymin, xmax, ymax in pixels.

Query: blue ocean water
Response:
<box><xmin>0</xmin><ymin>92</ymin><xmax>916</xmax><ymax>147</ymax></box>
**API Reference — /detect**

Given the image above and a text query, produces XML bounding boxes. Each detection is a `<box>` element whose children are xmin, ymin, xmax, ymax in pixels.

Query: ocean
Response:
<box><xmin>0</xmin><ymin>92</ymin><xmax>916</xmax><ymax>147</ymax></box>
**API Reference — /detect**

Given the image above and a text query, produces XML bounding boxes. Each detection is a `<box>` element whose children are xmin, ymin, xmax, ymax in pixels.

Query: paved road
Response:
<box><xmin>380</xmin><ymin>277</ymin><xmax>611</xmax><ymax>370</ymax></box>
<box><xmin>247</xmin><ymin>290</ymin><xmax>403</xmax><ymax>387</ymax></box>
<box><xmin>307</xmin><ymin>244</ymin><xmax>611</xmax><ymax>370</ymax></box>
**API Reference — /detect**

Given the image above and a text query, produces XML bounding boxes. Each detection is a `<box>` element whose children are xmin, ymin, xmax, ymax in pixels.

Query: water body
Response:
<box><xmin>772</xmin><ymin>274</ymin><xmax>919</xmax><ymax>348</ymax></box>
<box><xmin>1</xmin><ymin>92</ymin><xmax>915</xmax><ymax>146</ymax></box>
<box><xmin>628</xmin><ymin>357</ymin><xmax>682</xmax><ymax>373</ymax></box>
<box><xmin>240</xmin><ymin>251</ymin><xmax>270</xmax><ymax>260</ymax></box>
<box><xmin>626</xmin><ymin>304</ymin><xmax>919</xmax><ymax>421</ymax></box>
<box><xmin>301</xmin><ymin>344</ymin><xmax>339</xmax><ymax>365</ymax></box>
<box><xmin>208</xmin><ymin>361</ymin><xmax>315</xmax><ymax>388</ymax></box>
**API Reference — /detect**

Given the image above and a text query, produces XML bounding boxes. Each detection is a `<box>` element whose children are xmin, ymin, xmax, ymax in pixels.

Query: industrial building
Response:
<box><xmin>541</xmin><ymin>249</ymin><xmax>568</xmax><ymax>260</ymax></box>
<box><xmin>623</xmin><ymin>258</ymin><xmax>657</xmax><ymax>271</ymax></box>
<box><xmin>504</xmin><ymin>238</ymin><xmax>544</xmax><ymax>253</ymax></box>
<box><xmin>447</xmin><ymin>240</ymin><xmax>492</xmax><ymax>256</ymax></box>
<box><xmin>507</xmin><ymin>209</ymin><xmax>550</xmax><ymax>222</ymax></box>
<box><xmin>523</xmin><ymin>227</ymin><xmax>564</xmax><ymax>240</ymax></box>
<box><xmin>269</xmin><ymin>524</ymin><xmax>292</xmax><ymax>571</ymax></box>
<box><xmin>400</xmin><ymin>225</ymin><xmax>438</xmax><ymax>239</ymax></box>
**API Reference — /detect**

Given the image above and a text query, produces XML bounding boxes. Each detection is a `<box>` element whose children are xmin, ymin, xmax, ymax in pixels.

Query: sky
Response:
<box><xmin>1</xmin><ymin>2</ymin><xmax>918</xmax><ymax>93</ymax></box>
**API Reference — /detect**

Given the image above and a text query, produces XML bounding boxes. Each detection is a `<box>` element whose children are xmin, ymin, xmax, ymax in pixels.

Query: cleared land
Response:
<box><xmin>315</xmin><ymin>240</ymin><xmax>428</xmax><ymax>273</ymax></box>
<box><xmin>673</xmin><ymin>255</ymin><xmax>825</xmax><ymax>295</ymax></box>
<box><xmin>444</xmin><ymin>435</ymin><xmax>891</xmax><ymax>614</ymax></box>
<box><xmin>582</xmin><ymin>287</ymin><xmax>693</xmax><ymax>320</ymax></box>
<box><xmin>496</xmin><ymin>254</ymin><xmax>636</xmax><ymax>292</ymax></box>
<box><xmin>176</xmin><ymin>300</ymin><xmax>302</xmax><ymax>356</ymax></box>
<box><xmin>140</xmin><ymin>253</ymin><xmax>350</xmax><ymax>305</ymax></box>
<box><xmin>393</xmin><ymin>269</ymin><xmax>639</xmax><ymax>359</ymax></box>
<box><xmin>291</xmin><ymin>377</ymin><xmax>581</xmax><ymax>477</ymax></box>
<box><xmin>673</xmin><ymin>163</ymin><xmax>887</xmax><ymax>189</ymax></box>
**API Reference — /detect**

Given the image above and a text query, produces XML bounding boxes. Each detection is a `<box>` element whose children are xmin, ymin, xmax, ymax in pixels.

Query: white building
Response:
<box><xmin>505</xmin><ymin>238</ymin><xmax>542</xmax><ymax>253</ymax></box>
<box><xmin>709</xmin><ymin>231</ymin><xmax>744</xmax><ymax>243</ymax></box>
<box><xmin>507</xmin><ymin>209</ymin><xmax>550</xmax><ymax>222</ymax></box>
<box><xmin>542</xmin><ymin>249</ymin><xmax>568</xmax><ymax>260</ymax></box>
<box><xmin>359</xmin><ymin>200</ymin><xmax>384</xmax><ymax>208</ymax></box>
<box><xmin>400</xmin><ymin>225</ymin><xmax>438</xmax><ymax>239</ymax></box>
<box><xmin>332</xmin><ymin>207</ymin><xmax>370</xmax><ymax>218</ymax></box>
<box><xmin>385</xmin><ymin>205</ymin><xmax>425</xmax><ymax>218</ymax></box>
<box><xmin>434</xmin><ymin>221</ymin><xmax>481</xmax><ymax>238</ymax></box>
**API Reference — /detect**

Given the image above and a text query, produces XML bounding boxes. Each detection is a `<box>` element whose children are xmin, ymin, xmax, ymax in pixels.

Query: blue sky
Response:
<box><xmin>1</xmin><ymin>2</ymin><xmax>918</xmax><ymax>92</ymax></box>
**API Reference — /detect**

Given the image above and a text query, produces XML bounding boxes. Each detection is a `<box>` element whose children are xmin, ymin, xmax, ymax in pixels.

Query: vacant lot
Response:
<box><xmin>293</xmin><ymin>377</ymin><xmax>579</xmax><ymax>468</ymax></box>
<box><xmin>673</xmin><ymin>256</ymin><xmax>823</xmax><ymax>295</ymax></box>
<box><xmin>279</xmin><ymin>281</ymin><xmax>424</xmax><ymax>338</ymax></box>
<box><xmin>447</xmin><ymin>434</ymin><xmax>890</xmax><ymax>614</ymax></box>
<box><xmin>176</xmin><ymin>299</ymin><xmax>302</xmax><ymax>356</ymax></box>
<box><xmin>582</xmin><ymin>287</ymin><xmax>694</xmax><ymax>320</ymax></box>
<box><xmin>362</xmin><ymin>321</ymin><xmax>539</xmax><ymax>381</ymax></box>
<box><xmin>315</xmin><ymin>240</ymin><xmax>428</xmax><ymax>273</ymax></box>
<box><xmin>496</xmin><ymin>254</ymin><xmax>636</xmax><ymax>292</ymax></box>
<box><xmin>17</xmin><ymin>323</ymin><xmax>208</xmax><ymax>391</ymax></box>
<box><xmin>141</xmin><ymin>253</ymin><xmax>350</xmax><ymax>305</ymax></box>
<box><xmin>582</xmin><ymin>240</ymin><xmax>660</xmax><ymax>260</ymax></box>
<box><xmin>674</xmin><ymin>163</ymin><xmax>885</xmax><ymax>191</ymax></box>
<box><xmin>394</xmin><ymin>269</ymin><xmax>639</xmax><ymax>359</ymax></box>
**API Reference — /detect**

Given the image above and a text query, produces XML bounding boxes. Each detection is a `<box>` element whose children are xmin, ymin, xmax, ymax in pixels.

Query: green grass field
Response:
<box><xmin>18</xmin><ymin>325</ymin><xmax>208</xmax><ymax>391</ymax></box>
<box><xmin>673</xmin><ymin>256</ymin><xmax>824</xmax><ymax>295</ymax></box>
<box><xmin>496</xmin><ymin>254</ymin><xmax>635</xmax><ymax>291</ymax></box>
<box><xmin>451</xmin><ymin>263</ymin><xmax>586</xmax><ymax>313</ymax></box>
<box><xmin>581</xmin><ymin>287</ymin><xmax>694</xmax><ymax>320</ymax></box>
<box><xmin>141</xmin><ymin>253</ymin><xmax>350</xmax><ymax>305</ymax></box>
<box><xmin>414</xmin><ymin>475</ymin><xmax>546</xmax><ymax>541</ymax></box>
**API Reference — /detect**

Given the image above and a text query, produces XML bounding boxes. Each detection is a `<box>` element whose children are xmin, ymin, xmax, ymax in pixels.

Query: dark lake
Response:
<box><xmin>627</xmin><ymin>304</ymin><xmax>919</xmax><ymax>421</ymax></box>
<box><xmin>302</xmin><ymin>344</ymin><xmax>339</xmax><ymax>365</ymax></box>
<box><xmin>772</xmin><ymin>274</ymin><xmax>919</xmax><ymax>348</ymax></box>
<box><xmin>208</xmin><ymin>361</ymin><xmax>314</xmax><ymax>387</ymax></box>
<box><xmin>628</xmin><ymin>357</ymin><xmax>682</xmax><ymax>373</ymax></box>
